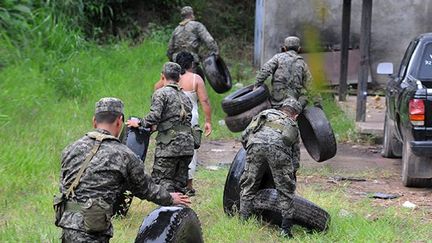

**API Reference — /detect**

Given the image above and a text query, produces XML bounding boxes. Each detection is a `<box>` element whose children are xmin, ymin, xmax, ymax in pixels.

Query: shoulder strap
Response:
<box><xmin>175</xmin><ymin>90</ymin><xmax>187</xmax><ymax>122</ymax></box>
<box><xmin>65</xmin><ymin>134</ymin><xmax>106</xmax><ymax>199</ymax></box>
<box><xmin>192</xmin><ymin>74</ymin><xmax>197</xmax><ymax>92</ymax></box>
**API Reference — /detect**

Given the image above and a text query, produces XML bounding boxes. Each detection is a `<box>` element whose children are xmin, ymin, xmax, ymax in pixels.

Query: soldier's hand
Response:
<box><xmin>204</xmin><ymin>122</ymin><xmax>212</xmax><ymax>137</ymax></box>
<box><xmin>170</xmin><ymin>192</ymin><xmax>191</xmax><ymax>206</ymax></box>
<box><xmin>126</xmin><ymin>119</ymin><xmax>140</xmax><ymax>128</ymax></box>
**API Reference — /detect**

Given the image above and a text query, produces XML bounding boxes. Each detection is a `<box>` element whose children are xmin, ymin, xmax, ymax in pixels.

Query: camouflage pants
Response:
<box><xmin>61</xmin><ymin>229</ymin><xmax>110</xmax><ymax>243</ymax></box>
<box><xmin>240</xmin><ymin>144</ymin><xmax>296</xmax><ymax>219</ymax></box>
<box><xmin>152</xmin><ymin>156</ymin><xmax>193</xmax><ymax>193</ymax></box>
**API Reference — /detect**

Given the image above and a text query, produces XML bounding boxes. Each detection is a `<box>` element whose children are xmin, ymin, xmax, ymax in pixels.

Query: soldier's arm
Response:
<box><xmin>126</xmin><ymin>154</ymin><xmax>173</xmax><ymax>206</ymax></box>
<box><xmin>196</xmin><ymin>22</ymin><xmax>219</xmax><ymax>55</ymax></box>
<box><xmin>301</xmin><ymin>63</ymin><xmax>312</xmax><ymax>97</ymax></box>
<box><xmin>255</xmin><ymin>55</ymin><xmax>278</xmax><ymax>87</ymax></box>
<box><xmin>292</xmin><ymin>138</ymin><xmax>300</xmax><ymax>169</ymax></box>
<box><xmin>241</xmin><ymin>115</ymin><xmax>258</xmax><ymax>148</ymax></box>
<box><xmin>167</xmin><ymin>32</ymin><xmax>175</xmax><ymax>61</ymax></box>
<box><xmin>142</xmin><ymin>91</ymin><xmax>165</xmax><ymax>127</ymax></box>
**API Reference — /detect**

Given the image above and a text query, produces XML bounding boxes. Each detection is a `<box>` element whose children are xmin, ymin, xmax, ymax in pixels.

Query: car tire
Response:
<box><xmin>298</xmin><ymin>106</ymin><xmax>337</xmax><ymax>162</ymax></box>
<box><xmin>381</xmin><ymin>114</ymin><xmax>402</xmax><ymax>158</ymax></box>
<box><xmin>221</xmin><ymin>84</ymin><xmax>270</xmax><ymax>116</ymax></box>
<box><xmin>135</xmin><ymin>206</ymin><xmax>203</xmax><ymax>243</ymax></box>
<box><xmin>253</xmin><ymin>189</ymin><xmax>330</xmax><ymax>232</ymax></box>
<box><xmin>224</xmin><ymin>100</ymin><xmax>271</xmax><ymax>133</ymax></box>
<box><xmin>402</xmin><ymin>139</ymin><xmax>432</xmax><ymax>187</ymax></box>
<box><xmin>223</xmin><ymin>148</ymin><xmax>330</xmax><ymax>232</ymax></box>
<box><xmin>202</xmin><ymin>54</ymin><xmax>232</xmax><ymax>94</ymax></box>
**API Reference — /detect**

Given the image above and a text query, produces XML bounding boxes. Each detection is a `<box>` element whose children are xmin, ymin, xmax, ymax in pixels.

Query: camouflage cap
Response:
<box><xmin>181</xmin><ymin>6</ymin><xmax>194</xmax><ymax>17</ymax></box>
<box><xmin>95</xmin><ymin>97</ymin><xmax>124</xmax><ymax>115</ymax></box>
<box><xmin>281</xmin><ymin>97</ymin><xmax>302</xmax><ymax>114</ymax></box>
<box><xmin>163</xmin><ymin>61</ymin><xmax>182</xmax><ymax>77</ymax></box>
<box><xmin>284</xmin><ymin>36</ymin><xmax>300</xmax><ymax>48</ymax></box>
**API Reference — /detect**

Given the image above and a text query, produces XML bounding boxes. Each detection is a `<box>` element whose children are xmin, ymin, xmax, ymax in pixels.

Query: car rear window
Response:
<box><xmin>418</xmin><ymin>43</ymin><xmax>432</xmax><ymax>80</ymax></box>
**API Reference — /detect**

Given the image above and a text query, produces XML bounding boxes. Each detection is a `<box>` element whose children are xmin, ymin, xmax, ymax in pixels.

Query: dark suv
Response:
<box><xmin>378</xmin><ymin>33</ymin><xmax>432</xmax><ymax>187</ymax></box>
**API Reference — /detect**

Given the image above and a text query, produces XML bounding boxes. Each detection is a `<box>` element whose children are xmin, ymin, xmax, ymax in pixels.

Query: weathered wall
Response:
<box><xmin>254</xmin><ymin>0</ymin><xmax>432</xmax><ymax>85</ymax></box>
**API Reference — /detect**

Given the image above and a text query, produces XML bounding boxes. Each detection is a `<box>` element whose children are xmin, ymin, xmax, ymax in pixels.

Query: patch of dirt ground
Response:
<box><xmin>197</xmin><ymin>140</ymin><xmax>432</xmax><ymax>215</ymax></box>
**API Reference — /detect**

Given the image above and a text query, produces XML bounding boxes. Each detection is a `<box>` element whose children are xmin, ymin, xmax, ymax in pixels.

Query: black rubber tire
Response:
<box><xmin>202</xmin><ymin>54</ymin><xmax>232</xmax><ymax>94</ymax></box>
<box><xmin>223</xmin><ymin>148</ymin><xmax>331</xmax><ymax>232</ymax></box>
<box><xmin>381</xmin><ymin>114</ymin><xmax>402</xmax><ymax>158</ymax></box>
<box><xmin>224</xmin><ymin>100</ymin><xmax>271</xmax><ymax>133</ymax></box>
<box><xmin>135</xmin><ymin>206</ymin><xmax>203</xmax><ymax>243</ymax></box>
<box><xmin>298</xmin><ymin>106</ymin><xmax>337</xmax><ymax>162</ymax></box>
<box><xmin>122</xmin><ymin>116</ymin><xmax>151</xmax><ymax>161</ymax></box>
<box><xmin>402</xmin><ymin>139</ymin><xmax>432</xmax><ymax>187</ymax></box>
<box><xmin>221</xmin><ymin>84</ymin><xmax>270</xmax><ymax>116</ymax></box>
<box><xmin>223</xmin><ymin>147</ymin><xmax>247</xmax><ymax>215</ymax></box>
<box><xmin>253</xmin><ymin>189</ymin><xmax>330</xmax><ymax>232</ymax></box>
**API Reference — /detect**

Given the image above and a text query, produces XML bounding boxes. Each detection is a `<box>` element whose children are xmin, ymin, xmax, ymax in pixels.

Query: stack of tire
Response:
<box><xmin>222</xmin><ymin>84</ymin><xmax>271</xmax><ymax>132</ymax></box>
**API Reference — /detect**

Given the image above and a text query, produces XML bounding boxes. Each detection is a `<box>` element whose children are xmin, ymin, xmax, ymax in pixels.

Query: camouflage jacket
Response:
<box><xmin>167</xmin><ymin>20</ymin><xmax>219</xmax><ymax>63</ymax></box>
<box><xmin>58</xmin><ymin>128</ymin><xmax>173</xmax><ymax>236</ymax></box>
<box><xmin>142</xmin><ymin>83</ymin><xmax>194</xmax><ymax>157</ymax></box>
<box><xmin>255</xmin><ymin>50</ymin><xmax>312</xmax><ymax>105</ymax></box>
<box><xmin>241</xmin><ymin>109</ymin><xmax>300</xmax><ymax>168</ymax></box>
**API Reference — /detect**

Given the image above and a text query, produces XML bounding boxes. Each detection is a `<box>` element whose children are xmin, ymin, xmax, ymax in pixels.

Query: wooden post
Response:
<box><xmin>339</xmin><ymin>0</ymin><xmax>351</xmax><ymax>102</ymax></box>
<box><xmin>356</xmin><ymin>0</ymin><xmax>372</xmax><ymax>122</ymax></box>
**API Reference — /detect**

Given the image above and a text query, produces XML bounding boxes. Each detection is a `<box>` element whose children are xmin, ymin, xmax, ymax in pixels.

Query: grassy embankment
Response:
<box><xmin>1</xmin><ymin>33</ymin><xmax>430</xmax><ymax>242</ymax></box>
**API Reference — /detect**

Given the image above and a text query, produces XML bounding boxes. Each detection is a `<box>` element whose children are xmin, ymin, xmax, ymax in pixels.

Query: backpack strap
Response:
<box><xmin>65</xmin><ymin>133</ymin><xmax>111</xmax><ymax>199</ymax></box>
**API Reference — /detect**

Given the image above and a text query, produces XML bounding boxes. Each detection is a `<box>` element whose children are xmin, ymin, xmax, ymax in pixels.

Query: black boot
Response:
<box><xmin>281</xmin><ymin>218</ymin><xmax>294</xmax><ymax>238</ymax></box>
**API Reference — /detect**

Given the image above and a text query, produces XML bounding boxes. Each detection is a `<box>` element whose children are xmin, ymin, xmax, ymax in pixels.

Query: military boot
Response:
<box><xmin>280</xmin><ymin>218</ymin><xmax>294</xmax><ymax>238</ymax></box>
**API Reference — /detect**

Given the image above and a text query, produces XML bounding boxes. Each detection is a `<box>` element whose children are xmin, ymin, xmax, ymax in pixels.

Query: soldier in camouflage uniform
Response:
<box><xmin>127</xmin><ymin>62</ymin><xmax>195</xmax><ymax>193</ymax></box>
<box><xmin>167</xmin><ymin>6</ymin><xmax>219</xmax><ymax>78</ymax></box>
<box><xmin>56</xmin><ymin>97</ymin><xmax>190</xmax><ymax>242</ymax></box>
<box><xmin>255</xmin><ymin>36</ymin><xmax>317</xmax><ymax>108</ymax></box>
<box><xmin>239</xmin><ymin>98</ymin><xmax>302</xmax><ymax>238</ymax></box>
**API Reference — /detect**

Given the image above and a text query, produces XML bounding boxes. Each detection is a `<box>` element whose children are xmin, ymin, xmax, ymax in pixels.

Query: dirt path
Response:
<box><xmin>197</xmin><ymin>140</ymin><xmax>432</xmax><ymax>214</ymax></box>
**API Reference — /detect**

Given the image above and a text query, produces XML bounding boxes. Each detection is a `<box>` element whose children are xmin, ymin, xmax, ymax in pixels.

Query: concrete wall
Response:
<box><xmin>254</xmin><ymin>0</ymin><xmax>432</xmax><ymax>85</ymax></box>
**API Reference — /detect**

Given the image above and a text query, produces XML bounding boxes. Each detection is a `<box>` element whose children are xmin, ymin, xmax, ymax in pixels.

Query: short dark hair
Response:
<box><xmin>95</xmin><ymin>111</ymin><xmax>123</xmax><ymax>123</ymax></box>
<box><xmin>163</xmin><ymin>70</ymin><xmax>180</xmax><ymax>82</ymax></box>
<box><xmin>175</xmin><ymin>51</ymin><xmax>194</xmax><ymax>74</ymax></box>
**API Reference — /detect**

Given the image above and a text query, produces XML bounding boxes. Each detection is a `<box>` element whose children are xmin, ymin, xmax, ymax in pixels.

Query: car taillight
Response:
<box><xmin>409</xmin><ymin>99</ymin><xmax>425</xmax><ymax>126</ymax></box>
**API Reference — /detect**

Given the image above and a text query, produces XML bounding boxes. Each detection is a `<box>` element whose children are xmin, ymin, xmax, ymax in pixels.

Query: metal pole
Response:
<box><xmin>356</xmin><ymin>0</ymin><xmax>372</xmax><ymax>122</ymax></box>
<box><xmin>339</xmin><ymin>0</ymin><xmax>351</xmax><ymax>101</ymax></box>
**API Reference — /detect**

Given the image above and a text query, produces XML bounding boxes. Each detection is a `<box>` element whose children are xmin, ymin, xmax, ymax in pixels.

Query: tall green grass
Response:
<box><xmin>1</xmin><ymin>36</ymin><xmax>430</xmax><ymax>242</ymax></box>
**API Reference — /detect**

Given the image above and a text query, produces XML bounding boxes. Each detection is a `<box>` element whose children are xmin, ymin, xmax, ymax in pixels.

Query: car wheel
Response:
<box><xmin>381</xmin><ymin>114</ymin><xmax>402</xmax><ymax>158</ymax></box>
<box><xmin>402</xmin><ymin>139</ymin><xmax>432</xmax><ymax>187</ymax></box>
<box><xmin>135</xmin><ymin>206</ymin><xmax>203</xmax><ymax>243</ymax></box>
<box><xmin>224</xmin><ymin>100</ymin><xmax>271</xmax><ymax>133</ymax></box>
<box><xmin>221</xmin><ymin>84</ymin><xmax>269</xmax><ymax>116</ymax></box>
<box><xmin>298</xmin><ymin>106</ymin><xmax>337</xmax><ymax>162</ymax></box>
